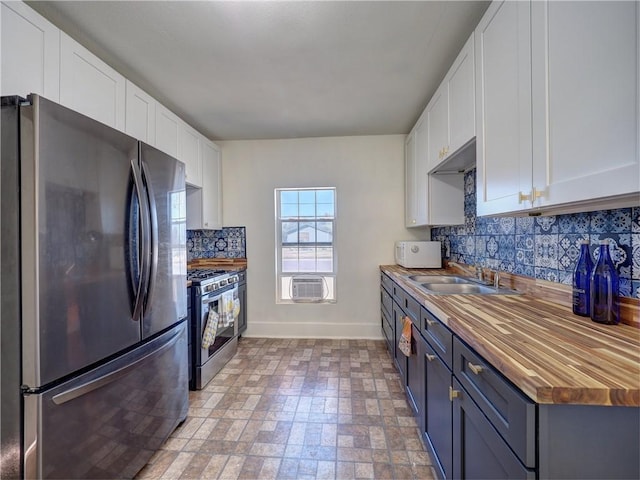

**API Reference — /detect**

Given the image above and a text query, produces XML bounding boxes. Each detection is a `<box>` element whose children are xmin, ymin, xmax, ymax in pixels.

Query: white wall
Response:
<box><xmin>218</xmin><ymin>135</ymin><xmax>428</xmax><ymax>339</ymax></box>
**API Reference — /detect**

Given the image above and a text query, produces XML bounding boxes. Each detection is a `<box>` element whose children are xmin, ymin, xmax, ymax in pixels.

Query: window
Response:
<box><xmin>275</xmin><ymin>188</ymin><xmax>336</xmax><ymax>303</ymax></box>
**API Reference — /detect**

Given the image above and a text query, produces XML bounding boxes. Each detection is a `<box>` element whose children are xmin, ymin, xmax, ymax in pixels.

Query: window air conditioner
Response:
<box><xmin>291</xmin><ymin>276</ymin><xmax>324</xmax><ymax>302</ymax></box>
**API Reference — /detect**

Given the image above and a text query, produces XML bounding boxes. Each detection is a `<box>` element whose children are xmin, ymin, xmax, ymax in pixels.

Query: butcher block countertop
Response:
<box><xmin>381</xmin><ymin>265</ymin><xmax>640</xmax><ymax>407</ymax></box>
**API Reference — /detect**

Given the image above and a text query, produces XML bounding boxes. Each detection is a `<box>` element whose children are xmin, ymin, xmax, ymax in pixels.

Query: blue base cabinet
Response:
<box><xmin>380</xmin><ymin>272</ymin><xmax>640</xmax><ymax>480</ymax></box>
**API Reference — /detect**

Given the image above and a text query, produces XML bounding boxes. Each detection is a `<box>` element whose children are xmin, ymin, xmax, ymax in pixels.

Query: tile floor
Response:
<box><xmin>136</xmin><ymin>337</ymin><xmax>436</xmax><ymax>479</ymax></box>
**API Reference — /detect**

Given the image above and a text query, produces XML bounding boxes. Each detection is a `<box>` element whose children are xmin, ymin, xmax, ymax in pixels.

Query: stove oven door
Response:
<box><xmin>199</xmin><ymin>288</ymin><xmax>236</xmax><ymax>364</ymax></box>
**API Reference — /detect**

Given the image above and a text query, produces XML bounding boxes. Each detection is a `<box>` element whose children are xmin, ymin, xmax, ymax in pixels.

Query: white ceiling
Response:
<box><xmin>27</xmin><ymin>1</ymin><xmax>489</xmax><ymax>141</ymax></box>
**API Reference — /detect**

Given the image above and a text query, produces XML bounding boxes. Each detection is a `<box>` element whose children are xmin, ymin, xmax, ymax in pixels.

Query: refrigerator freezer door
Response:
<box><xmin>25</xmin><ymin>322</ymin><xmax>188</xmax><ymax>479</ymax></box>
<box><xmin>20</xmin><ymin>95</ymin><xmax>141</xmax><ymax>388</ymax></box>
<box><xmin>139</xmin><ymin>142</ymin><xmax>187</xmax><ymax>338</ymax></box>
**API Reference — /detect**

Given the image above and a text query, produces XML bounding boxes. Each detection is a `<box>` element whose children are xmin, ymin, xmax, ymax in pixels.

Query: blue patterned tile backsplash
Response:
<box><xmin>431</xmin><ymin>169</ymin><xmax>640</xmax><ymax>299</ymax></box>
<box><xmin>187</xmin><ymin>227</ymin><xmax>246</xmax><ymax>261</ymax></box>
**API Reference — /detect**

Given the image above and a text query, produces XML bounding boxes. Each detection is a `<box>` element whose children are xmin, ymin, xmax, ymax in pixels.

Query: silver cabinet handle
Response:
<box><xmin>426</xmin><ymin>353</ymin><xmax>436</xmax><ymax>362</ymax></box>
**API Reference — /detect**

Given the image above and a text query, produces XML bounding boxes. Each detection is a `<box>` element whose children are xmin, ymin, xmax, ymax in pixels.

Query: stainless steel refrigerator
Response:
<box><xmin>1</xmin><ymin>95</ymin><xmax>189</xmax><ymax>479</ymax></box>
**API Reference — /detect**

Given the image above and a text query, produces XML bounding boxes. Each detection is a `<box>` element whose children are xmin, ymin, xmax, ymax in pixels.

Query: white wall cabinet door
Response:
<box><xmin>178</xmin><ymin>121</ymin><xmax>202</xmax><ymax>188</ymax></box>
<box><xmin>530</xmin><ymin>0</ymin><xmax>639</xmax><ymax>210</ymax></box>
<box><xmin>426</xmin><ymin>33</ymin><xmax>475</xmax><ymax>174</ymax></box>
<box><xmin>155</xmin><ymin>103</ymin><xmax>179</xmax><ymax>158</ymax></box>
<box><xmin>187</xmin><ymin>139</ymin><xmax>222</xmax><ymax>230</ymax></box>
<box><xmin>405</xmin><ymin>130</ymin><xmax>418</xmax><ymax>227</ymax></box>
<box><xmin>125</xmin><ymin>80</ymin><xmax>156</xmax><ymax>145</ymax></box>
<box><xmin>1</xmin><ymin>1</ymin><xmax>60</xmax><ymax>100</ymax></box>
<box><xmin>59</xmin><ymin>32</ymin><xmax>125</xmax><ymax>130</ymax></box>
<box><xmin>475</xmin><ymin>0</ymin><xmax>532</xmax><ymax>216</ymax></box>
<box><xmin>447</xmin><ymin>34</ymin><xmax>475</xmax><ymax>156</ymax></box>
<box><xmin>426</xmin><ymin>85</ymin><xmax>450</xmax><ymax>172</ymax></box>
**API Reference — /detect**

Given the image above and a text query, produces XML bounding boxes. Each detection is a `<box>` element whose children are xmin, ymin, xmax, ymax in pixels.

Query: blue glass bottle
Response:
<box><xmin>572</xmin><ymin>240</ymin><xmax>593</xmax><ymax>317</ymax></box>
<box><xmin>589</xmin><ymin>240</ymin><xmax>620</xmax><ymax>325</ymax></box>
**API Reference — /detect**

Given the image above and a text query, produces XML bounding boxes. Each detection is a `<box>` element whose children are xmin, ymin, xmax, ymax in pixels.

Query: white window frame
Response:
<box><xmin>275</xmin><ymin>187</ymin><xmax>337</xmax><ymax>303</ymax></box>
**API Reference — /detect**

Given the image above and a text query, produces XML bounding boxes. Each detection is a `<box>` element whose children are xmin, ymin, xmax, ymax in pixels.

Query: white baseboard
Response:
<box><xmin>242</xmin><ymin>321</ymin><xmax>384</xmax><ymax>340</ymax></box>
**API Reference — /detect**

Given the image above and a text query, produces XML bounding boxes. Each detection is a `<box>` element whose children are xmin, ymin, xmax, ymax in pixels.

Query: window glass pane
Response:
<box><xmin>282</xmin><ymin>247</ymin><xmax>299</xmax><ymax>272</ymax></box>
<box><xmin>299</xmin><ymin>190</ymin><xmax>315</xmax><ymax>204</ymax></box>
<box><xmin>316</xmin><ymin>222</ymin><xmax>333</xmax><ymax>242</ymax></box>
<box><xmin>298</xmin><ymin>247</ymin><xmax>316</xmax><ymax>272</ymax></box>
<box><xmin>299</xmin><ymin>203</ymin><xmax>315</xmax><ymax>218</ymax></box>
<box><xmin>316</xmin><ymin>203</ymin><xmax>334</xmax><ymax>217</ymax></box>
<box><xmin>281</xmin><ymin>203</ymin><xmax>298</xmax><ymax>218</ymax></box>
<box><xmin>299</xmin><ymin>222</ymin><xmax>316</xmax><ymax>243</ymax></box>
<box><xmin>316</xmin><ymin>190</ymin><xmax>334</xmax><ymax>204</ymax></box>
<box><xmin>280</xmin><ymin>190</ymin><xmax>298</xmax><ymax>204</ymax></box>
<box><xmin>282</xmin><ymin>222</ymin><xmax>298</xmax><ymax>243</ymax></box>
<box><xmin>316</xmin><ymin>247</ymin><xmax>333</xmax><ymax>272</ymax></box>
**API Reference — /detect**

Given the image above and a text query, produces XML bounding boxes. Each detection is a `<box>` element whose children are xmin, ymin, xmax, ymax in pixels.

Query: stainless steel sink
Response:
<box><xmin>419</xmin><ymin>282</ymin><xmax>520</xmax><ymax>295</ymax></box>
<box><xmin>408</xmin><ymin>275</ymin><xmax>471</xmax><ymax>284</ymax></box>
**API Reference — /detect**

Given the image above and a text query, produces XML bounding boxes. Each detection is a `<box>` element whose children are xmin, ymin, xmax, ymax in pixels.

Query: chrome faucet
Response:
<box><xmin>493</xmin><ymin>271</ymin><xmax>500</xmax><ymax>288</ymax></box>
<box><xmin>475</xmin><ymin>264</ymin><xmax>484</xmax><ymax>282</ymax></box>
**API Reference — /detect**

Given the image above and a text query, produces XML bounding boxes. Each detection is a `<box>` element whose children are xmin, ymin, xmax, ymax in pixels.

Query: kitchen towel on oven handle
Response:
<box><xmin>220</xmin><ymin>287</ymin><xmax>240</xmax><ymax>327</ymax></box>
<box><xmin>201</xmin><ymin>308</ymin><xmax>220</xmax><ymax>349</ymax></box>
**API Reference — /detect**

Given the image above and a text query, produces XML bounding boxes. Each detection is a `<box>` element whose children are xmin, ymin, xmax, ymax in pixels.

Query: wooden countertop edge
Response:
<box><xmin>381</xmin><ymin>265</ymin><xmax>640</xmax><ymax>407</ymax></box>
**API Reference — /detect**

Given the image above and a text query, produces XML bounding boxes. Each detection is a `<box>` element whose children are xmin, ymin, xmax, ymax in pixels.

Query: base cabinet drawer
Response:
<box><xmin>452</xmin><ymin>378</ymin><xmax>535</xmax><ymax>480</ymax></box>
<box><xmin>453</xmin><ymin>337</ymin><xmax>536</xmax><ymax>468</ymax></box>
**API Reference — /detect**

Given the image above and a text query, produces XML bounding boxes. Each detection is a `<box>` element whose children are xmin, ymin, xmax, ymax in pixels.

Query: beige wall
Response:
<box><xmin>218</xmin><ymin>135</ymin><xmax>428</xmax><ymax>339</ymax></box>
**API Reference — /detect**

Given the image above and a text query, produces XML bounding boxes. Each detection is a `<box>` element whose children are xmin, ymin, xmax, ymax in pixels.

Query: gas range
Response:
<box><xmin>187</xmin><ymin>269</ymin><xmax>240</xmax><ymax>294</ymax></box>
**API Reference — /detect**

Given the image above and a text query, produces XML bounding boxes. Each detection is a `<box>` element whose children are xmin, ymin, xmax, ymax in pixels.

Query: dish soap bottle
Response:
<box><xmin>590</xmin><ymin>239</ymin><xmax>620</xmax><ymax>325</ymax></box>
<box><xmin>572</xmin><ymin>240</ymin><xmax>593</xmax><ymax>317</ymax></box>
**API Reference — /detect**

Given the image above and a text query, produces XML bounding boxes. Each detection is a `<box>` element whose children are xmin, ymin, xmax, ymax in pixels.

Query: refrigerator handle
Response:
<box><xmin>141</xmin><ymin>160</ymin><xmax>158</xmax><ymax>313</ymax></box>
<box><xmin>130</xmin><ymin>159</ymin><xmax>151</xmax><ymax>322</ymax></box>
<box><xmin>51</xmin><ymin>326</ymin><xmax>182</xmax><ymax>405</ymax></box>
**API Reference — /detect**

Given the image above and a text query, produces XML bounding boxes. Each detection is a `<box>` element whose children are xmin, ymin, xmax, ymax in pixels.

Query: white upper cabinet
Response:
<box><xmin>406</xmin><ymin>116</ymin><xmax>464</xmax><ymax>228</ymax></box>
<box><xmin>125</xmin><ymin>80</ymin><xmax>156</xmax><ymax>146</ymax></box>
<box><xmin>426</xmin><ymin>85</ymin><xmax>449</xmax><ymax>172</ymax></box>
<box><xmin>427</xmin><ymin>33</ymin><xmax>476</xmax><ymax>173</ymax></box>
<box><xmin>405</xmin><ymin>130</ymin><xmax>418</xmax><ymax>227</ymax></box>
<box><xmin>178</xmin><ymin>120</ymin><xmax>202</xmax><ymax>188</ymax></box>
<box><xmin>447</xmin><ymin>34</ymin><xmax>475</xmax><ymax>158</ymax></box>
<box><xmin>475</xmin><ymin>0</ymin><xmax>532</xmax><ymax>216</ymax></box>
<box><xmin>187</xmin><ymin>139</ymin><xmax>223</xmax><ymax>230</ymax></box>
<box><xmin>155</xmin><ymin>102</ymin><xmax>179</xmax><ymax>158</ymax></box>
<box><xmin>530</xmin><ymin>0</ymin><xmax>639</xmax><ymax>211</ymax></box>
<box><xmin>1</xmin><ymin>1</ymin><xmax>60</xmax><ymax>100</ymax></box>
<box><xmin>59</xmin><ymin>32</ymin><xmax>125</xmax><ymax>130</ymax></box>
<box><xmin>476</xmin><ymin>0</ymin><xmax>639</xmax><ymax>216</ymax></box>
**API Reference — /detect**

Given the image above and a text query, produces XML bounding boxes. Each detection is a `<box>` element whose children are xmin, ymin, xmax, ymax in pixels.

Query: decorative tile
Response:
<box><xmin>590</xmin><ymin>208</ymin><xmax>631</xmax><ymax>234</ymax></box>
<box><xmin>514</xmin><ymin>264</ymin><xmax>535</xmax><ymax>277</ymax></box>
<box><xmin>558</xmin><ymin>270</ymin><xmax>573</xmax><ymax>285</ymax></box>
<box><xmin>516</xmin><ymin>217</ymin><xmax>535</xmax><ymax>235</ymax></box>
<box><xmin>632</xmin><ymin>207</ymin><xmax>640</xmax><ymax>233</ymax></box>
<box><xmin>558</xmin><ymin>234</ymin><xmax>590</xmax><ymax>272</ymax></box>
<box><xmin>534</xmin><ymin>234</ymin><xmax>559</xmax><ymax>269</ymax></box>
<box><xmin>534</xmin><ymin>216</ymin><xmax>558</xmax><ymax>235</ymax></box>
<box><xmin>558</xmin><ymin>212</ymin><xmax>590</xmax><ymax>234</ymax></box>
<box><xmin>535</xmin><ymin>267</ymin><xmax>559</xmax><ymax>282</ymax></box>
<box><xmin>431</xmin><ymin>168</ymin><xmax>636</xmax><ymax>300</ymax></box>
<box><xmin>633</xmin><ymin>233</ymin><xmax>640</xmax><ymax>281</ymax></box>
<box><xmin>590</xmin><ymin>234</ymin><xmax>631</xmax><ymax>276</ymax></box>
<box><xmin>187</xmin><ymin>227</ymin><xmax>246</xmax><ymax>261</ymax></box>
<box><xmin>632</xmin><ymin>280</ymin><xmax>640</xmax><ymax>299</ymax></box>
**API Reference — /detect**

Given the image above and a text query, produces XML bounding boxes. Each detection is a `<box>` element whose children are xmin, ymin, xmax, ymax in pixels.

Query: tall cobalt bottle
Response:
<box><xmin>572</xmin><ymin>240</ymin><xmax>593</xmax><ymax>316</ymax></box>
<box><xmin>590</xmin><ymin>240</ymin><xmax>620</xmax><ymax>325</ymax></box>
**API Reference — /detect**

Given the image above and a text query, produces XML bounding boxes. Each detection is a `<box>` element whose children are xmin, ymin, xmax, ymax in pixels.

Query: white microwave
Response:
<box><xmin>395</xmin><ymin>241</ymin><xmax>442</xmax><ymax>268</ymax></box>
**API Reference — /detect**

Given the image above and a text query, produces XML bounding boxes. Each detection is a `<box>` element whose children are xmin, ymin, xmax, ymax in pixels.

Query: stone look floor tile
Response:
<box><xmin>135</xmin><ymin>338</ymin><xmax>433</xmax><ymax>479</ymax></box>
